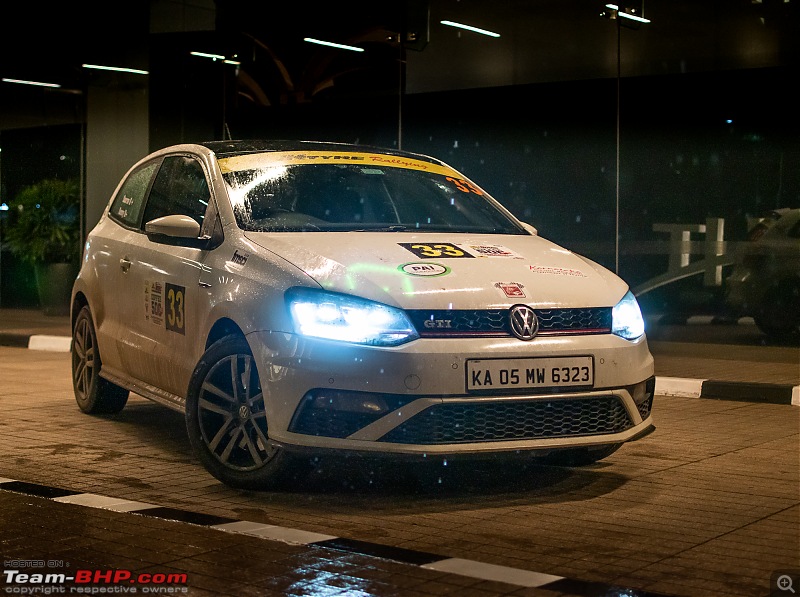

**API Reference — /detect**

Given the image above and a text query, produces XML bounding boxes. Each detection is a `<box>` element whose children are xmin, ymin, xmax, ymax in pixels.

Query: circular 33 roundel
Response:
<box><xmin>509</xmin><ymin>305</ymin><xmax>539</xmax><ymax>340</ymax></box>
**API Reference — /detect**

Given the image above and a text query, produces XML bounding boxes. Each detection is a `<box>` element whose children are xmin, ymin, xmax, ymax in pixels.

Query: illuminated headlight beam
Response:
<box><xmin>612</xmin><ymin>290</ymin><xmax>645</xmax><ymax>340</ymax></box>
<box><xmin>605</xmin><ymin>4</ymin><xmax>651</xmax><ymax>23</ymax></box>
<box><xmin>440</xmin><ymin>20</ymin><xmax>501</xmax><ymax>38</ymax></box>
<box><xmin>286</xmin><ymin>288</ymin><xmax>418</xmax><ymax>346</ymax></box>
<box><xmin>304</xmin><ymin>38</ymin><xmax>365</xmax><ymax>52</ymax></box>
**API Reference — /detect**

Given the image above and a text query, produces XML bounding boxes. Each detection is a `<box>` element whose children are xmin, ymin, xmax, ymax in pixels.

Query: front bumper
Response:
<box><xmin>246</xmin><ymin>330</ymin><xmax>655</xmax><ymax>455</ymax></box>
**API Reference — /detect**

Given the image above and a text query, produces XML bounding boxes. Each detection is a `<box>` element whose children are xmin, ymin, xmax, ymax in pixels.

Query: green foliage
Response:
<box><xmin>4</xmin><ymin>179</ymin><xmax>81</xmax><ymax>264</ymax></box>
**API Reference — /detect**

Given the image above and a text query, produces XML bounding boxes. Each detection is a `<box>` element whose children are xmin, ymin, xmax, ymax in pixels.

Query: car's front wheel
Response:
<box><xmin>185</xmin><ymin>335</ymin><xmax>294</xmax><ymax>489</ymax></box>
<box><xmin>72</xmin><ymin>305</ymin><xmax>129</xmax><ymax>414</ymax></box>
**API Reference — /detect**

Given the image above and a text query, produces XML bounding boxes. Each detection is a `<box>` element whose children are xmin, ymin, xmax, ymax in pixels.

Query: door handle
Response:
<box><xmin>119</xmin><ymin>257</ymin><xmax>132</xmax><ymax>273</ymax></box>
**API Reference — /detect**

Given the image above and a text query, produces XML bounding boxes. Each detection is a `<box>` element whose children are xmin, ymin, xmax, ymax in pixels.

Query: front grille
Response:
<box><xmin>379</xmin><ymin>395</ymin><xmax>633</xmax><ymax>444</ymax></box>
<box><xmin>537</xmin><ymin>308</ymin><xmax>612</xmax><ymax>333</ymax></box>
<box><xmin>637</xmin><ymin>396</ymin><xmax>654</xmax><ymax>420</ymax></box>
<box><xmin>407</xmin><ymin>308</ymin><xmax>611</xmax><ymax>337</ymax></box>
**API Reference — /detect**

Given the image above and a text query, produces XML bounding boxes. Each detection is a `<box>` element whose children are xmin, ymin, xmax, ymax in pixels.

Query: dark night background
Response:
<box><xmin>1</xmin><ymin>0</ymin><xmax>798</xmax><ymax>311</ymax></box>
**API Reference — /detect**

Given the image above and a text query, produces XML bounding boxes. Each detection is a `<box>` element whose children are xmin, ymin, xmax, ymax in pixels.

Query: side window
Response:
<box><xmin>141</xmin><ymin>156</ymin><xmax>211</xmax><ymax>231</ymax></box>
<box><xmin>108</xmin><ymin>162</ymin><xmax>159</xmax><ymax>228</ymax></box>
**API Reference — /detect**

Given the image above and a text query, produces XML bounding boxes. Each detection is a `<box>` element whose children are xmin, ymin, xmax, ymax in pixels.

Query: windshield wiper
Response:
<box><xmin>352</xmin><ymin>225</ymin><xmax>409</xmax><ymax>232</ymax></box>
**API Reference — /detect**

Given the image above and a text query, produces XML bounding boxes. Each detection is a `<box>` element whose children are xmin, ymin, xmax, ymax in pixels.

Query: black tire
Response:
<box><xmin>539</xmin><ymin>444</ymin><xmax>621</xmax><ymax>467</ymax></box>
<box><xmin>754</xmin><ymin>279</ymin><xmax>800</xmax><ymax>342</ymax></box>
<box><xmin>71</xmin><ymin>305</ymin><xmax>129</xmax><ymax>414</ymax></box>
<box><xmin>185</xmin><ymin>334</ymin><xmax>295</xmax><ymax>489</ymax></box>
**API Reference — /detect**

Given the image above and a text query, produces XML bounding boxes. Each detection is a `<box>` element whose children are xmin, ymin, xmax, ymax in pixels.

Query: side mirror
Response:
<box><xmin>145</xmin><ymin>215</ymin><xmax>201</xmax><ymax>239</ymax></box>
<box><xmin>521</xmin><ymin>222</ymin><xmax>538</xmax><ymax>236</ymax></box>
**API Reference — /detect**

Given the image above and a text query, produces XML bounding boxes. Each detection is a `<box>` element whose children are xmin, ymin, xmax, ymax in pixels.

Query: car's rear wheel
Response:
<box><xmin>754</xmin><ymin>279</ymin><xmax>800</xmax><ymax>341</ymax></box>
<box><xmin>185</xmin><ymin>334</ymin><xmax>294</xmax><ymax>489</ymax></box>
<box><xmin>72</xmin><ymin>305</ymin><xmax>129</xmax><ymax>414</ymax></box>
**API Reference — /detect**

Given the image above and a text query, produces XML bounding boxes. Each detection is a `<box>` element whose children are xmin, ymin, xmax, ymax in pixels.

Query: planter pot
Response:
<box><xmin>34</xmin><ymin>262</ymin><xmax>80</xmax><ymax>316</ymax></box>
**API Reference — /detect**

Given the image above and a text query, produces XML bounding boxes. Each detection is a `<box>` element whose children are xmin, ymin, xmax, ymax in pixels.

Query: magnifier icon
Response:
<box><xmin>778</xmin><ymin>575</ymin><xmax>796</xmax><ymax>593</ymax></box>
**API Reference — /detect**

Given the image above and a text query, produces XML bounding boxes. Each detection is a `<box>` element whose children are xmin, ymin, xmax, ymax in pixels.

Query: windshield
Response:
<box><xmin>218</xmin><ymin>152</ymin><xmax>525</xmax><ymax>234</ymax></box>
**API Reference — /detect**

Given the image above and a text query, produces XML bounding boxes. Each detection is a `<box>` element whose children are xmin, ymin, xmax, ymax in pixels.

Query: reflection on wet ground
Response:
<box><xmin>243</xmin><ymin>454</ymin><xmax>629</xmax><ymax>514</ymax></box>
<box><xmin>107</xmin><ymin>398</ymin><xmax>630</xmax><ymax>518</ymax></box>
<box><xmin>2</xmin><ymin>346</ymin><xmax>798</xmax><ymax>597</ymax></box>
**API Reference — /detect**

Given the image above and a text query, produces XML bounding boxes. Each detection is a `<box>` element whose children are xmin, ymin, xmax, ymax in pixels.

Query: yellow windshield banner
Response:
<box><xmin>217</xmin><ymin>151</ymin><xmax>459</xmax><ymax>177</ymax></box>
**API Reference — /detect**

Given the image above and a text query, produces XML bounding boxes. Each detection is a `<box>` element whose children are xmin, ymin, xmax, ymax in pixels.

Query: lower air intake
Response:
<box><xmin>379</xmin><ymin>395</ymin><xmax>633</xmax><ymax>444</ymax></box>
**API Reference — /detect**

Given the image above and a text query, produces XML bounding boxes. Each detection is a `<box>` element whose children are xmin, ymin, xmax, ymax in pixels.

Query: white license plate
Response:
<box><xmin>466</xmin><ymin>356</ymin><xmax>594</xmax><ymax>391</ymax></box>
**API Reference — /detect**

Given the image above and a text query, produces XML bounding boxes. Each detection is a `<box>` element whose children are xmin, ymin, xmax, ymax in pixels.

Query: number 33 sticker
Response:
<box><xmin>165</xmin><ymin>283</ymin><xmax>186</xmax><ymax>335</ymax></box>
<box><xmin>398</xmin><ymin>243</ymin><xmax>475</xmax><ymax>259</ymax></box>
<box><xmin>446</xmin><ymin>177</ymin><xmax>483</xmax><ymax>195</ymax></box>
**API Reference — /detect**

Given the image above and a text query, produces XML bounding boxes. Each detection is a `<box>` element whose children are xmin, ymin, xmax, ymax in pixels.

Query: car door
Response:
<box><xmin>117</xmin><ymin>154</ymin><xmax>218</xmax><ymax>400</ymax></box>
<box><xmin>94</xmin><ymin>160</ymin><xmax>161</xmax><ymax>375</ymax></box>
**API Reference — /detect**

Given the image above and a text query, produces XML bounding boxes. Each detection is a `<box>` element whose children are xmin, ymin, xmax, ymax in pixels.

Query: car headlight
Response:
<box><xmin>612</xmin><ymin>290</ymin><xmax>645</xmax><ymax>340</ymax></box>
<box><xmin>286</xmin><ymin>288</ymin><xmax>419</xmax><ymax>346</ymax></box>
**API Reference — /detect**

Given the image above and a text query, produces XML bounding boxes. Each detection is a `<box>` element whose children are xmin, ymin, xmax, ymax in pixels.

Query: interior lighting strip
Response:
<box><xmin>190</xmin><ymin>52</ymin><xmax>241</xmax><ymax>65</ymax></box>
<box><xmin>303</xmin><ymin>37</ymin><xmax>365</xmax><ymax>52</ymax></box>
<box><xmin>605</xmin><ymin>4</ymin><xmax>651</xmax><ymax>23</ymax></box>
<box><xmin>440</xmin><ymin>20</ymin><xmax>500</xmax><ymax>37</ymax></box>
<box><xmin>82</xmin><ymin>63</ymin><xmax>148</xmax><ymax>75</ymax></box>
<box><xmin>190</xmin><ymin>51</ymin><xmax>227</xmax><ymax>61</ymax></box>
<box><xmin>2</xmin><ymin>77</ymin><xmax>60</xmax><ymax>88</ymax></box>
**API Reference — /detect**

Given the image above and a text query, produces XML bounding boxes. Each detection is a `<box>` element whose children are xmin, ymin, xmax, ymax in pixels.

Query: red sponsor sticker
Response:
<box><xmin>495</xmin><ymin>282</ymin><xmax>526</xmax><ymax>298</ymax></box>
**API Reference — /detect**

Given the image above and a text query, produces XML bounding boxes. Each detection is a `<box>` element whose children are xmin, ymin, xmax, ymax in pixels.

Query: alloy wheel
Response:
<box><xmin>72</xmin><ymin>314</ymin><xmax>95</xmax><ymax>402</ymax></box>
<box><xmin>197</xmin><ymin>354</ymin><xmax>274</xmax><ymax>471</ymax></box>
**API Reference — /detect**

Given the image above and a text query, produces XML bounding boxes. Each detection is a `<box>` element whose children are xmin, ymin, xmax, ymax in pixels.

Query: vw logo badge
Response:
<box><xmin>509</xmin><ymin>305</ymin><xmax>539</xmax><ymax>341</ymax></box>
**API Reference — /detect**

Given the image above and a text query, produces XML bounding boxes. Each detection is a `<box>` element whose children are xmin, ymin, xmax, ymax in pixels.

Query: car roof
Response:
<box><xmin>199</xmin><ymin>139</ymin><xmax>443</xmax><ymax>165</ymax></box>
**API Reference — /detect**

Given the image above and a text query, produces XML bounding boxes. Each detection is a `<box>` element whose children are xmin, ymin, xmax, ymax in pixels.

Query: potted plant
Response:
<box><xmin>4</xmin><ymin>178</ymin><xmax>81</xmax><ymax>315</ymax></box>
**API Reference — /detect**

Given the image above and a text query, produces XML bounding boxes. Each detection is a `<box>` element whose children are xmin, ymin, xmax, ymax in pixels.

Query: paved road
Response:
<box><xmin>1</xmin><ymin>346</ymin><xmax>798</xmax><ymax>596</ymax></box>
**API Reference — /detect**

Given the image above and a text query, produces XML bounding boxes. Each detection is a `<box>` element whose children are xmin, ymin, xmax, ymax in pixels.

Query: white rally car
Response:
<box><xmin>71</xmin><ymin>141</ymin><xmax>655</xmax><ymax>488</ymax></box>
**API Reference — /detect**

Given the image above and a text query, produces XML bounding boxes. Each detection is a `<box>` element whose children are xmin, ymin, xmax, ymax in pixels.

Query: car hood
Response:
<box><xmin>243</xmin><ymin>231</ymin><xmax>628</xmax><ymax>309</ymax></box>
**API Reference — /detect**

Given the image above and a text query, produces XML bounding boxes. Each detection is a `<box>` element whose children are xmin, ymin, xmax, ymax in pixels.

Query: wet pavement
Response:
<box><xmin>0</xmin><ymin>308</ymin><xmax>799</xmax><ymax>596</ymax></box>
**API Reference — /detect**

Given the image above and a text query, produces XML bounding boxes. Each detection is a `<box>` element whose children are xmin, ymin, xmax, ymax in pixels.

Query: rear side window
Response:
<box><xmin>141</xmin><ymin>156</ymin><xmax>211</xmax><ymax>229</ymax></box>
<box><xmin>109</xmin><ymin>162</ymin><xmax>159</xmax><ymax>228</ymax></box>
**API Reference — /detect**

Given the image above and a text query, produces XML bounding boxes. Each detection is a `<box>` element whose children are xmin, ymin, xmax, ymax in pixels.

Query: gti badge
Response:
<box><xmin>424</xmin><ymin>319</ymin><xmax>453</xmax><ymax>329</ymax></box>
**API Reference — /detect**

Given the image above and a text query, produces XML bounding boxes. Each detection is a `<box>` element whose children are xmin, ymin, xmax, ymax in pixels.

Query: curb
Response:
<box><xmin>0</xmin><ymin>478</ymin><xmax>676</xmax><ymax>597</ymax></box>
<box><xmin>646</xmin><ymin>314</ymin><xmax>756</xmax><ymax>326</ymax></box>
<box><xmin>656</xmin><ymin>376</ymin><xmax>799</xmax><ymax>406</ymax></box>
<box><xmin>0</xmin><ymin>333</ymin><xmax>72</xmax><ymax>351</ymax></box>
<box><xmin>27</xmin><ymin>334</ymin><xmax>72</xmax><ymax>352</ymax></box>
<box><xmin>3</xmin><ymin>333</ymin><xmax>798</xmax><ymax>406</ymax></box>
